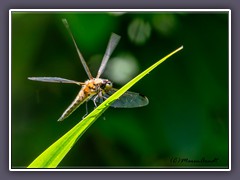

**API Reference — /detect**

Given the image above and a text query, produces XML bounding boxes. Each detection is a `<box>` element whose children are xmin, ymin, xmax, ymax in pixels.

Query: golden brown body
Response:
<box><xmin>57</xmin><ymin>78</ymin><xmax>112</xmax><ymax>121</ymax></box>
<box><xmin>28</xmin><ymin>20</ymin><xmax>148</xmax><ymax>122</ymax></box>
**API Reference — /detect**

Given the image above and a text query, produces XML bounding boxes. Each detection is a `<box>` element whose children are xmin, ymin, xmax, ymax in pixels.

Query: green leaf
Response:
<box><xmin>27</xmin><ymin>46</ymin><xmax>183</xmax><ymax>168</ymax></box>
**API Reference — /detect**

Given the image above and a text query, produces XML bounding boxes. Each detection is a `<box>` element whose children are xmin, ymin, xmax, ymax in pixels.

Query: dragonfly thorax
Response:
<box><xmin>84</xmin><ymin>78</ymin><xmax>113</xmax><ymax>95</ymax></box>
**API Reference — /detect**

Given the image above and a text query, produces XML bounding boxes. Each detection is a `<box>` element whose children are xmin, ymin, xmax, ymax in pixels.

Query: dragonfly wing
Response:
<box><xmin>28</xmin><ymin>77</ymin><xmax>82</xmax><ymax>85</ymax></box>
<box><xmin>93</xmin><ymin>88</ymin><xmax>149</xmax><ymax>108</ymax></box>
<box><xmin>62</xmin><ymin>19</ymin><xmax>93</xmax><ymax>79</ymax></box>
<box><xmin>96</xmin><ymin>33</ymin><xmax>121</xmax><ymax>78</ymax></box>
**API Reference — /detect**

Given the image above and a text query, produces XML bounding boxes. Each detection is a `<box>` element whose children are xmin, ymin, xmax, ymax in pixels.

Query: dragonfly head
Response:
<box><xmin>101</xmin><ymin>79</ymin><xmax>113</xmax><ymax>92</ymax></box>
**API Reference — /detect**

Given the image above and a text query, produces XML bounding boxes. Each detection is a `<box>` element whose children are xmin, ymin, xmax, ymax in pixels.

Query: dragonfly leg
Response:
<box><xmin>82</xmin><ymin>101</ymin><xmax>89</xmax><ymax>119</ymax></box>
<box><xmin>102</xmin><ymin>95</ymin><xmax>108</xmax><ymax>100</ymax></box>
<box><xmin>93</xmin><ymin>95</ymin><xmax>98</xmax><ymax>107</ymax></box>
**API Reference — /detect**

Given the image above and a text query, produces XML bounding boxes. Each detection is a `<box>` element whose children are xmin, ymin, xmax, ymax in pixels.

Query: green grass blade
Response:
<box><xmin>27</xmin><ymin>46</ymin><xmax>183</xmax><ymax>168</ymax></box>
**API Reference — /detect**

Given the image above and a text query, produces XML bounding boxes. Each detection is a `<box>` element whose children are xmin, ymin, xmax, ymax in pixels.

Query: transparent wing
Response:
<box><xmin>93</xmin><ymin>88</ymin><xmax>149</xmax><ymax>108</ymax></box>
<box><xmin>28</xmin><ymin>77</ymin><xmax>82</xmax><ymax>85</ymax></box>
<box><xmin>96</xmin><ymin>33</ymin><xmax>121</xmax><ymax>78</ymax></box>
<box><xmin>62</xmin><ymin>19</ymin><xmax>93</xmax><ymax>79</ymax></box>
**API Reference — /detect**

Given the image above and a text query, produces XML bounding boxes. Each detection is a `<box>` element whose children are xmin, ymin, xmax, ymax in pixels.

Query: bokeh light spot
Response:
<box><xmin>105</xmin><ymin>53</ymin><xmax>140</xmax><ymax>85</ymax></box>
<box><xmin>128</xmin><ymin>18</ymin><xmax>151</xmax><ymax>45</ymax></box>
<box><xmin>152</xmin><ymin>14</ymin><xmax>177</xmax><ymax>36</ymax></box>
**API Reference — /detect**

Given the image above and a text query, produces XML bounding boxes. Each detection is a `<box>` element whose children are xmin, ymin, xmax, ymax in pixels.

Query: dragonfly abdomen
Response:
<box><xmin>57</xmin><ymin>90</ymin><xmax>91</xmax><ymax>121</ymax></box>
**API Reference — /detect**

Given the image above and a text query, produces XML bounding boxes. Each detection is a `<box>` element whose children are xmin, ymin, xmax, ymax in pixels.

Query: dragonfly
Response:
<box><xmin>28</xmin><ymin>19</ymin><xmax>149</xmax><ymax>122</ymax></box>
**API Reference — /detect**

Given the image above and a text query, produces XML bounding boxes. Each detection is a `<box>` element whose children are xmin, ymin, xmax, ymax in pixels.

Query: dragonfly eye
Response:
<box><xmin>106</xmin><ymin>81</ymin><xmax>112</xmax><ymax>87</ymax></box>
<box><xmin>101</xmin><ymin>80</ymin><xmax>112</xmax><ymax>91</ymax></box>
<box><xmin>105</xmin><ymin>81</ymin><xmax>112</xmax><ymax>91</ymax></box>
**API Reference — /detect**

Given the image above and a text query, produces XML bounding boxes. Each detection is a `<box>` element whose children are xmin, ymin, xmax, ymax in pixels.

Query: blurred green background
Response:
<box><xmin>11</xmin><ymin>11</ymin><xmax>229</xmax><ymax>168</ymax></box>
